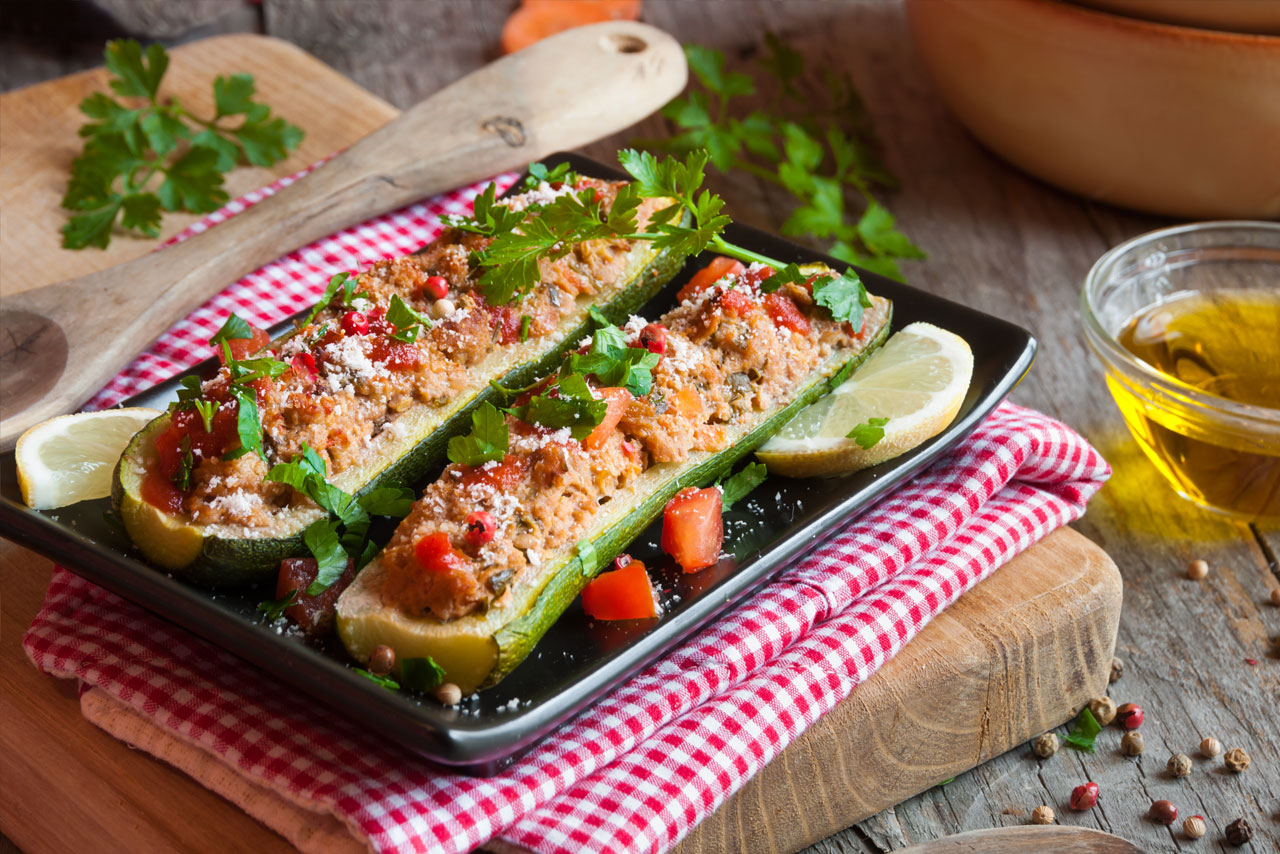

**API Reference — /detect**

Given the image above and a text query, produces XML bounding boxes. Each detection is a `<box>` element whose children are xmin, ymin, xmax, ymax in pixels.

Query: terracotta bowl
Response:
<box><xmin>1072</xmin><ymin>0</ymin><xmax>1280</xmax><ymax>35</ymax></box>
<box><xmin>905</xmin><ymin>0</ymin><xmax>1280</xmax><ymax>219</ymax></box>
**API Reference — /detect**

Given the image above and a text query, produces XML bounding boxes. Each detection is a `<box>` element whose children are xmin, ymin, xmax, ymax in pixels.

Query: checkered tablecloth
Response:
<box><xmin>24</xmin><ymin>167</ymin><xmax>1110</xmax><ymax>854</ymax></box>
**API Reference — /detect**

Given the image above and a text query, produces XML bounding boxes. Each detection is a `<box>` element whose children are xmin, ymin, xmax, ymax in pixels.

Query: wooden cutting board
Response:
<box><xmin>0</xmin><ymin>35</ymin><xmax>1122</xmax><ymax>854</ymax></box>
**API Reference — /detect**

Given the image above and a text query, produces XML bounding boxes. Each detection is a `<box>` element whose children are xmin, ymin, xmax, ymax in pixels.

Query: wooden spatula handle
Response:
<box><xmin>0</xmin><ymin>21</ymin><xmax>686</xmax><ymax>449</ymax></box>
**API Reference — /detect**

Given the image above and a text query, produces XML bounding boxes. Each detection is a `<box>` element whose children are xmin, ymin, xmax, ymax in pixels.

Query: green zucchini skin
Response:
<box><xmin>111</xmin><ymin>239</ymin><xmax>689</xmax><ymax>589</ymax></box>
<box><xmin>485</xmin><ymin>307</ymin><xmax>893</xmax><ymax>687</ymax></box>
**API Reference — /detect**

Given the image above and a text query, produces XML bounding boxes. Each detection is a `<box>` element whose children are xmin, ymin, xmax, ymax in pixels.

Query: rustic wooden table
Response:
<box><xmin>2</xmin><ymin>2</ymin><xmax>1277</xmax><ymax>853</ymax></box>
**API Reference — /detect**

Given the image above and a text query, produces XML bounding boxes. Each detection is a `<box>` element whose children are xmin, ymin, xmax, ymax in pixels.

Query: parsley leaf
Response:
<box><xmin>1062</xmin><ymin>707</ymin><xmax>1102</xmax><ymax>753</ymax></box>
<box><xmin>223</xmin><ymin>383</ymin><xmax>264</xmax><ymax>461</ymax></box>
<box><xmin>302</xmin><ymin>272</ymin><xmax>355</xmax><ymax>327</ymax></box>
<box><xmin>718</xmin><ymin>462</ymin><xmax>768</xmax><ymax>510</ymax></box>
<box><xmin>356</xmin><ymin>668</ymin><xmax>400</xmax><ymax>690</ymax></box>
<box><xmin>209</xmin><ymin>313</ymin><xmax>253</xmax><ymax>346</ymax></box>
<box><xmin>399</xmin><ymin>657</ymin><xmax>446</xmax><ymax>693</ymax></box>
<box><xmin>847</xmin><ymin>416</ymin><xmax>889</xmax><ymax>449</ymax></box>
<box><xmin>812</xmin><ymin>270</ymin><xmax>873</xmax><ymax>329</ymax></box>
<box><xmin>256</xmin><ymin>589</ymin><xmax>297</xmax><ymax>622</ymax></box>
<box><xmin>357</xmin><ymin>486</ymin><xmax>415</xmax><ymax>518</ymax></box>
<box><xmin>519</xmin><ymin>373</ymin><xmax>609</xmax><ymax>440</ymax></box>
<box><xmin>442</xmin><ymin>182</ymin><xmax>526</xmax><ymax>238</ymax></box>
<box><xmin>59</xmin><ymin>39</ymin><xmax>302</xmax><ymax>250</ymax></box>
<box><xmin>523</xmin><ymin>161</ymin><xmax>576</xmax><ymax>190</ymax></box>
<box><xmin>302</xmin><ymin>518</ymin><xmax>349</xmax><ymax>596</ymax></box>
<box><xmin>447</xmin><ymin>402</ymin><xmax>509</xmax><ymax>466</ymax></box>
<box><xmin>387</xmin><ymin>294</ymin><xmax>431</xmax><ymax>343</ymax></box>
<box><xmin>192</xmin><ymin>399</ymin><xmax>217</xmax><ymax>433</ymax></box>
<box><xmin>562</xmin><ymin>311</ymin><xmax>660</xmax><ymax>397</ymax></box>
<box><xmin>519</xmin><ymin>314</ymin><xmax>532</xmax><ymax>342</ymax></box>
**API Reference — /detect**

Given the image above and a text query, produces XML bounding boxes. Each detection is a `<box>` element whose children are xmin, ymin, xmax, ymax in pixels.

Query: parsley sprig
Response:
<box><xmin>453</xmin><ymin>150</ymin><xmax>875</xmax><ymax>330</ymax></box>
<box><xmin>62</xmin><ymin>39</ymin><xmax>304</xmax><ymax>249</ymax></box>
<box><xmin>641</xmin><ymin>38</ymin><xmax>924</xmax><ymax>281</ymax></box>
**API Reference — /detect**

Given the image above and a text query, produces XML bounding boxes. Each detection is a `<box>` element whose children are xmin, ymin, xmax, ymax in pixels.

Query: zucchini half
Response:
<box><xmin>335</xmin><ymin>304</ymin><xmax>893</xmax><ymax>694</ymax></box>
<box><xmin>112</xmin><ymin>232</ymin><xmax>687</xmax><ymax>589</ymax></box>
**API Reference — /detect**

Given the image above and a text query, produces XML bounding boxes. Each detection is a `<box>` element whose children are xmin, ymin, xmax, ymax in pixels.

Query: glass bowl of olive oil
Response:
<box><xmin>1082</xmin><ymin>221</ymin><xmax>1280</xmax><ymax>523</ymax></box>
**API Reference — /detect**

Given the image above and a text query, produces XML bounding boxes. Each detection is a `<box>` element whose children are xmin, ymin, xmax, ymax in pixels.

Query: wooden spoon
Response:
<box><xmin>0</xmin><ymin>20</ymin><xmax>685</xmax><ymax>450</ymax></box>
<box><xmin>897</xmin><ymin>826</ymin><xmax>1142</xmax><ymax>853</ymax></box>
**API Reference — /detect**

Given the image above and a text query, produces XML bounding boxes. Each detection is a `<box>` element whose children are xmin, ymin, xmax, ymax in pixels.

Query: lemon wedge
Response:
<box><xmin>16</xmin><ymin>408</ymin><xmax>162</xmax><ymax>509</ymax></box>
<box><xmin>756</xmin><ymin>322</ymin><xmax>973</xmax><ymax>477</ymax></box>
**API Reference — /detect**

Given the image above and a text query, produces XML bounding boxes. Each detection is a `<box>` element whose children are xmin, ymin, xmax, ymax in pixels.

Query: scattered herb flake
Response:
<box><xmin>256</xmin><ymin>589</ymin><xmax>297</xmax><ymax>622</ymax></box>
<box><xmin>847</xmin><ymin>416</ymin><xmax>889</xmax><ymax>449</ymax></box>
<box><xmin>1062</xmin><ymin>707</ymin><xmax>1102</xmax><ymax>753</ymax></box>
<box><xmin>399</xmin><ymin>656</ymin><xmax>446</xmax><ymax>693</ymax></box>
<box><xmin>718</xmin><ymin>462</ymin><xmax>768</xmax><ymax>510</ymax></box>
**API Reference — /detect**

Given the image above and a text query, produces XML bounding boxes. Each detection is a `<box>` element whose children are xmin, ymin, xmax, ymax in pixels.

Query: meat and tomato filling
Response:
<box><xmin>141</xmin><ymin>178</ymin><xmax>665</xmax><ymax>529</ymax></box>
<box><xmin>378</xmin><ymin>260</ymin><xmax>890</xmax><ymax>621</ymax></box>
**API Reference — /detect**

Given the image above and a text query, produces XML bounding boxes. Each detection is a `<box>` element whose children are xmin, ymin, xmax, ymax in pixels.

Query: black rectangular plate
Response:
<box><xmin>0</xmin><ymin>152</ymin><xmax>1034</xmax><ymax>775</ymax></box>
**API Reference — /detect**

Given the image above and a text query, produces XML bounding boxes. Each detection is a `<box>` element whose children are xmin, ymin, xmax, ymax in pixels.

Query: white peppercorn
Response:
<box><xmin>1031</xmin><ymin>805</ymin><xmax>1054</xmax><ymax>825</ymax></box>
<box><xmin>1032</xmin><ymin>732</ymin><xmax>1059</xmax><ymax>758</ymax></box>
<box><xmin>1183</xmin><ymin>815</ymin><xmax>1206</xmax><ymax>839</ymax></box>
<box><xmin>1186</xmin><ymin>559</ymin><xmax>1208</xmax><ymax>580</ymax></box>
<box><xmin>1199</xmin><ymin>737</ymin><xmax>1222</xmax><ymax>758</ymax></box>
<box><xmin>435</xmin><ymin>681</ymin><xmax>462</xmax><ymax>705</ymax></box>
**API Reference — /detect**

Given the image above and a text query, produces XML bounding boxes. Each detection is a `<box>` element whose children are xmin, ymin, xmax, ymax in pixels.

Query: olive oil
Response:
<box><xmin>1112</xmin><ymin>289</ymin><xmax>1280</xmax><ymax>522</ymax></box>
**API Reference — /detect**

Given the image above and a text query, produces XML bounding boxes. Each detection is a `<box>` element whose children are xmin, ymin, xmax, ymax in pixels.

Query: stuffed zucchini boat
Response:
<box><xmin>113</xmin><ymin>175</ymin><xmax>684</xmax><ymax>587</ymax></box>
<box><xmin>336</xmin><ymin>260</ymin><xmax>893</xmax><ymax>693</ymax></box>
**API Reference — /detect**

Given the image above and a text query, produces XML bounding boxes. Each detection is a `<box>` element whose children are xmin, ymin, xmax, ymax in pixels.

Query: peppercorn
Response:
<box><xmin>1186</xmin><ymin>559</ymin><xmax>1209</xmax><ymax>580</ymax></box>
<box><xmin>435</xmin><ymin>681</ymin><xmax>462</xmax><ymax>705</ymax></box>
<box><xmin>1089</xmin><ymin>696</ymin><xmax>1118</xmax><ymax>726</ymax></box>
<box><xmin>1225</xmin><ymin>817</ymin><xmax>1252</xmax><ymax>846</ymax></box>
<box><xmin>1223</xmin><ymin>747</ymin><xmax>1250</xmax><ymax>772</ymax></box>
<box><xmin>1032</xmin><ymin>732</ymin><xmax>1059</xmax><ymax>758</ymax></box>
<box><xmin>424</xmin><ymin>275</ymin><xmax>449</xmax><ymax>300</ymax></box>
<box><xmin>368</xmin><ymin>644</ymin><xmax>396</xmax><ymax>676</ymax></box>
<box><xmin>1168</xmin><ymin>753</ymin><xmax>1192</xmax><ymax>778</ymax></box>
<box><xmin>1115</xmin><ymin>702</ymin><xmax>1144</xmax><ymax>729</ymax></box>
<box><xmin>1149</xmin><ymin>800</ymin><xmax>1178</xmax><ymax>825</ymax></box>
<box><xmin>1031</xmin><ymin>805</ymin><xmax>1054</xmax><ymax>825</ymax></box>
<box><xmin>1121</xmin><ymin>730</ymin><xmax>1145</xmax><ymax>756</ymax></box>
<box><xmin>1183</xmin><ymin>815</ymin><xmax>1206</xmax><ymax>840</ymax></box>
<box><xmin>1269</xmin><ymin>588</ymin><xmax>1280</xmax><ymax>606</ymax></box>
<box><xmin>1200</xmin><ymin>736</ymin><xmax>1222</xmax><ymax>758</ymax></box>
<box><xmin>1109</xmin><ymin>656</ymin><xmax>1124</xmax><ymax>683</ymax></box>
<box><xmin>465</xmin><ymin>510</ymin><xmax>496</xmax><ymax>546</ymax></box>
<box><xmin>1069</xmin><ymin>781</ymin><xmax>1099</xmax><ymax>811</ymax></box>
<box><xmin>430</xmin><ymin>297</ymin><xmax>455</xmax><ymax>319</ymax></box>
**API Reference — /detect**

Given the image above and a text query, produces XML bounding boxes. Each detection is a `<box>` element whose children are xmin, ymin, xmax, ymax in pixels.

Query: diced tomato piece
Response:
<box><xmin>457</xmin><ymin>454</ymin><xmax>529</xmax><ymax>493</ymax></box>
<box><xmin>669</xmin><ymin>388</ymin><xmax>704</xmax><ymax>420</ymax></box>
<box><xmin>141</xmin><ymin>468</ymin><xmax>185</xmax><ymax>514</ymax></box>
<box><xmin>415</xmin><ymin>532</ymin><xmax>470</xmax><ymax>575</ymax></box>
<box><xmin>482</xmin><ymin>301</ymin><xmax>524</xmax><ymax>345</ymax></box>
<box><xmin>763</xmin><ymin>292</ymin><xmax>812</xmax><ymax>335</ymax></box>
<box><xmin>583</xmin><ymin>387</ymin><xmax>633</xmax><ymax>450</ymax></box>
<box><xmin>581</xmin><ymin>557</ymin><xmax>659</xmax><ymax>620</ymax></box>
<box><xmin>739</xmin><ymin>264</ymin><xmax>776</xmax><ymax>291</ymax></box>
<box><xmin>216</xmin><ymin>323</ymin><xmax>271</xmax><ymax>364</ymax></box>
<box><xmin>716</xmin><ymin>288</ymin><xmax>756</xmax><ymax>318</ymax></box>
<box><xmin>677</xmin><ymin>256</ymin><xmax>745</xmax><ymax>303</ymax></box>
<box><xmin>368</xmin><ymin>337</ymin><xmax>422</xmax><ymax>371</ymax></box>
<box><xmin>290</xmin><ymin>352</ymin><xmax>318</xmax><ymax>383</ymax></box>
<box><xmin>661</xmin><ymin>487</ymin><xmax>724</xmax><ymax>573</ymax></box>
<box><xmin>276</xmin><ymin>556</ymin><xmax>356</xmax><ymax>636</ymax></box>
<box><xmin>152</xmin><ymin>402</ymin><xmax>241</xmax><ymax>489</ymax></box>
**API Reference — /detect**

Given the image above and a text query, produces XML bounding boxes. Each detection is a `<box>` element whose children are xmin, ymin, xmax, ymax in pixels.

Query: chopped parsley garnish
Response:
<box><xmin>847</xmin><ymin>416</ymin><xmax>889</xmax><ymax>449</ymax></box>
<box><xmin>1062</xmin><ymin>707</ymin><xmax>1102</xmax><ymax>753</ymax></box>
<box><xmin>174</xmin><ymin>436</ymin><xmax>195</xmax><ymax>490</ymax></box>
<box><xmin>264</xmin><ymin>443</ymin><xmax>413</xmax><ymax>594</ymax></box>
<box><xmin>442</xmin><ymin>182</ymin><xmax>526</xmax><ymax>238</ymax></box>
<box><xmin>575</xmin><ymin>538</ymin><xmax>599</xmax><ymax>577</ymax></box>
<box><xmin>518</xmin><ymin>373</ymin><xmax>609</xmax><ymax>439</ymax></box>
<box><xmin>209</xmin><ymin>312</ymin><xmax>253</xmax><ymax>346</ymax></box>
<box><xmin>561</xmin><ymin>308</ymin><xmax>659</xmax><ymax>397</ymax></box>
<box><xmin>522</xmin><ymin>160</ymin><xmax>577</xmax><ymax>190</ymax></box>
<box><xmin>519</xmin><ymin>314</ymin><xmax>532</xmax><ymax>342</ymax></box>
<box><xmin>399</xmin><ymin>656</ymin><xmax>446</xmax><ymax>692</ymax></box>
<box><xmin>386</xmin><ymin>294</ymin><xmax>431</xmax><ymax>343</ymax></box>
<box><xmin>355</xmin><ymin>668</ymin><xmax>400</xmax><ymax>690</ymax></box>
<box><xmin>717</xmin><ymin>462</ymin><xmax>768</xmax><ymax>510</ymax></box>
<box><xmin>191</xmin><ymin>398</ymin><xmax>217</xmax><ymax>433</ymax></box>
<box><xmin>256</xmin><ymin>589</ymin><xmax>297</xmax><ymax>622</ymax></box>
<box><xmin>446</xmin><ymin>401</ymin><xmax>509</xmax><ymax>466</ymax></box>
<box><xmin>222</xmin><ymin>383</ymin><xmax>264</xmax><ymax>461</ymax></box>
<box><xmin>302</xmin><ymin>272</ymin><xmax>366</xmax><ymax>327</ymax></box>
<box><xmin>302</xmin><ymin>517</ymin><xmax>349</xmax><ymax>595</ymax></box>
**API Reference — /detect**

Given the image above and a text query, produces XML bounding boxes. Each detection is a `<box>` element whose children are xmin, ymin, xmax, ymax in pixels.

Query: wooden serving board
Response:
<box><xmin>0</xmin><ymin>35</ymin><xmax>1122</xmax><ymax>854</ymax></box>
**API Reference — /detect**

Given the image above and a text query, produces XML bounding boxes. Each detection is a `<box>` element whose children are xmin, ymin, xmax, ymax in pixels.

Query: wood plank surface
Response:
<box><xmin>3</xmin><ymin>2</ymin><xmax>1278</xmax><ymax>853</ymax></box>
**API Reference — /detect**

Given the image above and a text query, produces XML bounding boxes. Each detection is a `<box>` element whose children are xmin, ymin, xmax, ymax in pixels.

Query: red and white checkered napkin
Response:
<box><xmin>23</xmin><ymin>169</ymin><xmax>1111</xmax><ymax>854</ymax></box>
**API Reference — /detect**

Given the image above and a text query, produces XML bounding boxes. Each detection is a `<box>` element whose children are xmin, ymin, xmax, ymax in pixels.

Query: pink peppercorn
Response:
<box><xmin>1070</xmin><ymin>782</ymin><xmax>1099</xmax><ymax>811</ymax></box>
<box><xmin>1115</xmin><ymin>702</ymin><xmax>1144</xmax><ymax>729</ymax></box>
